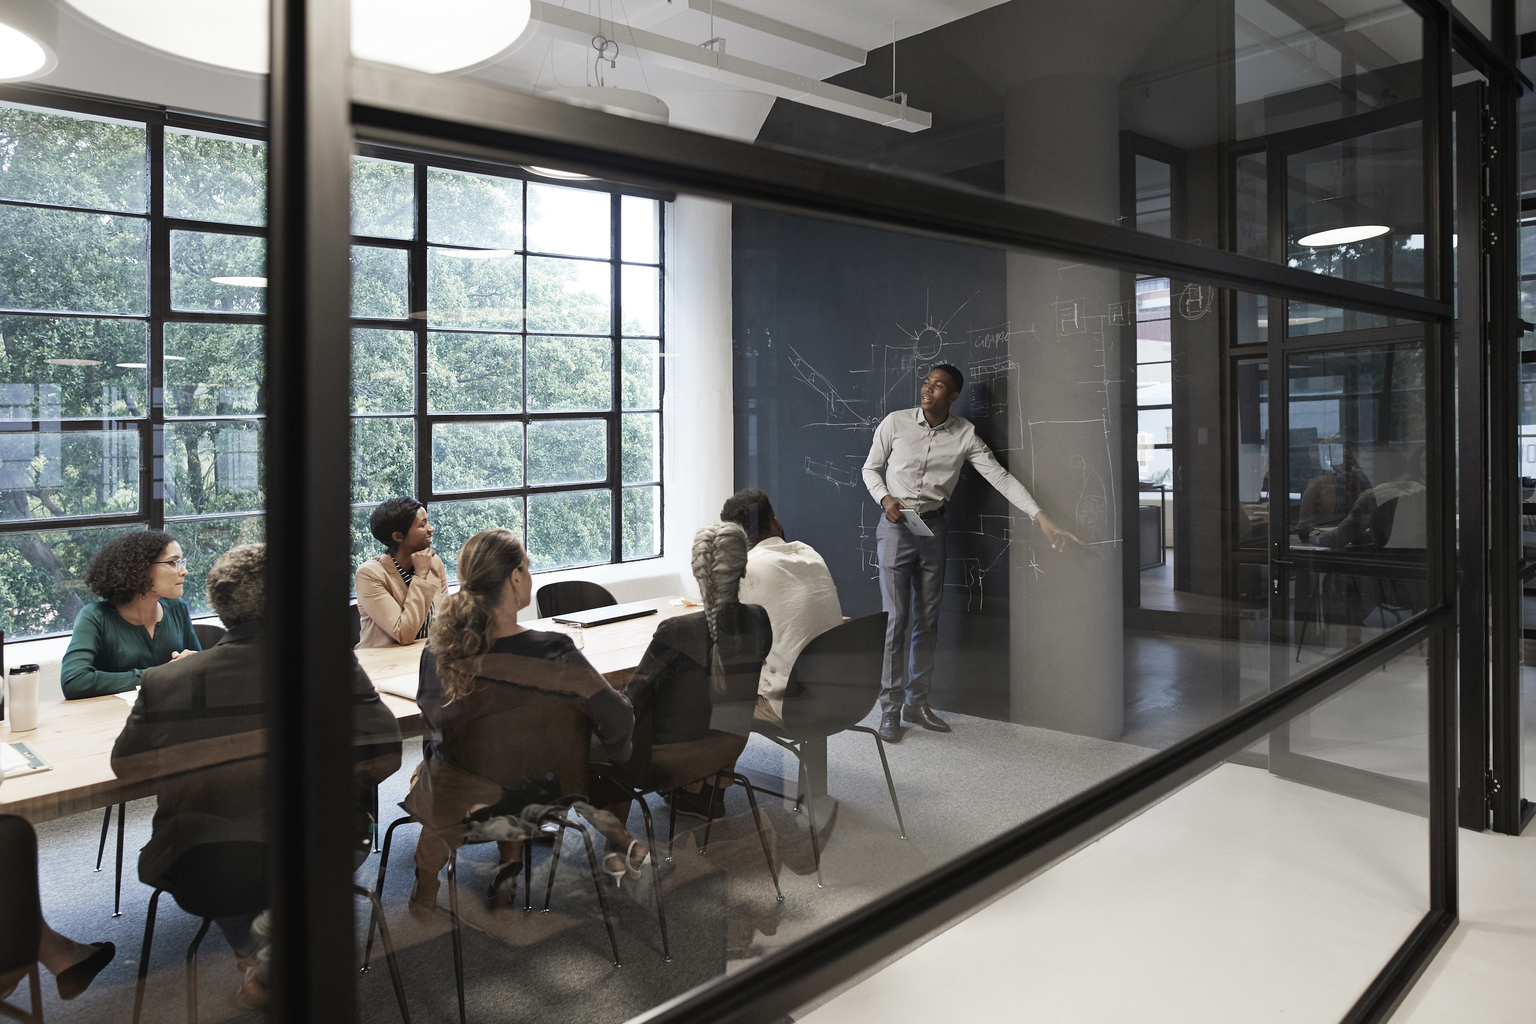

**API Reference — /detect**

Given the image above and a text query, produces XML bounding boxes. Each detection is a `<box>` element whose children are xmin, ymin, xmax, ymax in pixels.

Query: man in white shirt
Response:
<box><xmin>721</xmin><ymin>488</ymin><xmax>845</xmax><ymax>713</ymax></box>
<box><xmin>863</xmin><ymin>364</ymin><xmax>1080</xmax><ymax>743</ymax></box>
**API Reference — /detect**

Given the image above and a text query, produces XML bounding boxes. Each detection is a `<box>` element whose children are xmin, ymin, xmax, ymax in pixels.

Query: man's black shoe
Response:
<box><xmin>877</xmin><ymin>709</ymin><xmax>904</xmax><ymax>743</ymax></box>
<box><xmin>903</xmin><ymin>703</ymin><xmax>951</xmax><ymax>733</ymax></box>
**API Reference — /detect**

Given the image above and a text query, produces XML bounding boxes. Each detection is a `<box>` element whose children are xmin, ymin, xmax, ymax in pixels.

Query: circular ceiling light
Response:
<box><xmin>62</xmin><ymin>0</ymin><xmax>533</xmax><ymax>75</ymax></box>
<box><xmin>523</xmin><ymin>166</ymin><xmax>596</xmax><ymax>181</ymax></box>
<box><xmin>0</xmin><ymin>0</ymin><xmax>57</xmax><ymax>81</ymax></box>
<box><xmin>210</xmin><ymin>276</ymin><xmax>267</xmax><ymax>287</ymax></box>
<box><xmin>116</xmin><ymin>361</ymin><xmax>147</xmax><ymax>368</ymax></box>
<box><xmin>1297</xmin><ymin>224</ymin><xmax>1392</xmax><ymax>248</ymax></box>
<box><xmin>44</xmin><ymin>357</ymin><xmax>101</xmax><ymax>366</ymax></box>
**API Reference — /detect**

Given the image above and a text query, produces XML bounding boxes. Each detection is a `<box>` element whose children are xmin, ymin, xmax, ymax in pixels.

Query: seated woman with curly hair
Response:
<box><xmin>61</xmin><ymin>529</ymin><xmax>201</xmax><ymax>700</ymax></box>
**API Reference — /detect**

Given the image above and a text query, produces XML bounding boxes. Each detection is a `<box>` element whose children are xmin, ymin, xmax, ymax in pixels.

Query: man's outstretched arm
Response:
<box><xmin>966</xmin><ymin>439</ymin><xmax>1082</xmax><ymax>550</ymax></box>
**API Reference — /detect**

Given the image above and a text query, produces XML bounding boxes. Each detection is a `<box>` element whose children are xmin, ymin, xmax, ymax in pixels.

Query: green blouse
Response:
<box><xmin>61</xmin><ymin>599</ymin><xmax>202</xmax><ymax>700</ymax></box>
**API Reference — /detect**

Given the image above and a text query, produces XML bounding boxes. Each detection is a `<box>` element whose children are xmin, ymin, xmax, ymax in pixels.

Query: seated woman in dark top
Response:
<box><xmin>61</xmin><ymin>529</ymin><xmax>201</xmax><ymax>699</ymax></box>
<box><xmin>404</xmin><ymin>528</ymin><xmax>646</xmax><ymax>919</ymax></box>
<box><xmin>620</xmin><ymin>522</ymin><xmax>771</xmax><ymax>821</ymax></box>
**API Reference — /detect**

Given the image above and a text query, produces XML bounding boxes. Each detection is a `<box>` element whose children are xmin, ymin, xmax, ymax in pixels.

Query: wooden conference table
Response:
<box><xmin>0</xmin><ymin>596</ymin><xmax>700</xmax><ymax>824</ymax></box>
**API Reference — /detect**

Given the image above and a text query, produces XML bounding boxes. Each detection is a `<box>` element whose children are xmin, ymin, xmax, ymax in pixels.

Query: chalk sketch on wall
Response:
<box><xmin>805</xmin><ymin>456</ymin><xmax>858</xmax><ymax>491</ymax></box>
<box><xmin>788</xmin><ymin>345</ymin><xmax>871</xmax><ymax>429</ymax></box>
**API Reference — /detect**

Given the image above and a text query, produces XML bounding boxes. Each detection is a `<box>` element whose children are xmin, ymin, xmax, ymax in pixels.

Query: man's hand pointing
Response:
<box><xmin>1036</xmin><ymin>512</ymin><xmax>1083</xmax><ymax>552</ymax></box>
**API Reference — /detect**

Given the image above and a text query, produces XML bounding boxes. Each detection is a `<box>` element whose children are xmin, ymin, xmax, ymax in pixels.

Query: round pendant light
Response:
<box><xmin>62</xmin><ymin>0</ymin><xmax>533</xmax><ymax>75</ymax></box>
<box><xmin>1294</xmin><ymin>193</ymin><xmax>1392</xmax><ymax>249</ymax></box>
<box><xmin>540</xmin><ymin>86</ymin><xmax>670</xmax><ymax>125</ymax></box>
<box><xmin>0</xmin><ymin>0</ymin><xmax>57</xmax><ymax>82</ymax></box>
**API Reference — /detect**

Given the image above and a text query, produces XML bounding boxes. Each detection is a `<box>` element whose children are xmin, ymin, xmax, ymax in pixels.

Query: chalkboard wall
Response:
<box><xmin>732</xmin><ymin>207</ymin><xmax>1021</xmax><ymax>720</ymax></box>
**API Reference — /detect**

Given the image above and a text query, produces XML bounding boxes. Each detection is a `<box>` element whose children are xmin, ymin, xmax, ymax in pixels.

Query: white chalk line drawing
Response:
<box><xmin>805</xmin><ymin>455</ymin><xmax>856</xmax><ymax>491</ymax></box>
<box><xmin>1027</xmin><ymin>543</ymin><xmax>1046</xmax><ymax>579</ymax></box>
<box><xmin>1177</xmin><ymin>282</ymin><xmax>1214</xmax><ymax>320</ymax></box>
<box><xmin>1027</xmin><ymin>418</ymin><xmax>1122</xmax><ymax>547</ymax></box>
<box><xmin>788</xmin><ymin>344</ymin><xmax>872</xmax><ymax>429</ymax></box>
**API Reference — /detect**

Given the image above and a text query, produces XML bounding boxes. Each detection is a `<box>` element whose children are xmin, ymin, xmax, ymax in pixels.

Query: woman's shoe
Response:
<box><xmin>56</xmin><ymin>942</ymin><xmax>115</xmax><ymax>1001</ymax></box>
<box><xmin>603</xmin><ymin>840</ymin><xmax>648</xmax><ymax>888</ymax></box>
<box><xmin>624</xmin><ymin>839</ymin><xmax>650</xmax><ymax>880</ymax></box>
<box><xmin>486</xmin><ymin>860</ymin><xmax>522</xmax><ymax>911</ymax></box>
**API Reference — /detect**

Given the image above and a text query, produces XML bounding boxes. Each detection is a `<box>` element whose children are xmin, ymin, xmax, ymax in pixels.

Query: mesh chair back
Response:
<box><xmin>441</xmin><ymin>699</ymin><xmax>590</xmax><ymax>799</ymax></box>
<box><xmin>536</xmin><ymin>580</ymin><xmax>618</xmax><ymax>618</ymax></box>
<box><xmin>162</xmin><ymin>841</ymin><xmax>269</xmax><ymax>920</ymax></box>
<box><xmin>192</xmin><ymin>622</ymin><xmax>227</xmax><ymax>649</ymax></box>
<box><xmin>777</xmin><ymin>613</ymin><xmax>888</xmax><ymax>739</ymax></box>
<box><xmin>0</xmin><ymin>815</ymin><xmax>43</xmax><ymax>976</ymax></box>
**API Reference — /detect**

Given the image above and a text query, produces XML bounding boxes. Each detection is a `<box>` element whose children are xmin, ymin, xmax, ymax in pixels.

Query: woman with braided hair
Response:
<box><xmin>619</xmin><ymin>522</ymin><xmax>772</xmax><ymax>821</ymax></box>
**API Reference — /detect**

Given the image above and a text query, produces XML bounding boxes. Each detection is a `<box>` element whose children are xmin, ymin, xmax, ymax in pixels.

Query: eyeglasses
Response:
<box><xmin>155</xmin><ymin>557</ymin><xmax>188</xmax><ymax>570</ymax></box>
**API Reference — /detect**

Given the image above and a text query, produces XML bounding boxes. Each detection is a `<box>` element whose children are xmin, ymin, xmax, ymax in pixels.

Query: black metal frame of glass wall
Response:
<box><xmin>348</xmin><ymin>140</ymin><xmax>670</xmax><ymax>574</ymax></box>
<box><xmin>259</xmin><ymin>1</ymin><xmax>1527</xmax><ymax>1023</ymax></box>
<box><xmin>0</xmin><ymin>84</ymin><xmax>269</xmax><ymax>640</ymax></box>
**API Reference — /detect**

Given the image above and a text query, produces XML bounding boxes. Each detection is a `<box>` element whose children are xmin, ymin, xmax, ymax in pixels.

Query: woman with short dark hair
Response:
<box><xmin>355</xmin><ymin>496</ymin><xmax>446</xmax><ymax>648</ymax></box>
<box><xmin>60</xmin><ymin>529</ymin><xmax>201</xmax><ymax>699</ymax></box>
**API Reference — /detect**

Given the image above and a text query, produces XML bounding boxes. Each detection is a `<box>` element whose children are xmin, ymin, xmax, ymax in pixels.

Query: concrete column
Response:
<box><xmin>1006</xmin><ymin>73</ymin><xmax>1126</xmax><ymax>739</ymax></box>
<box><xmin>664</xmin><ymin>195</ymin><xmax>736</xmax><ymax>597</ymax></box>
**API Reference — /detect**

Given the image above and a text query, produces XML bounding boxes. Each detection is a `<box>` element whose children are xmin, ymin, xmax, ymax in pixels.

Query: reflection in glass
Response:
<box><xmin>163</xmin><ymin>420</ymin><xmax>264</xmax><ymax>517</ymax></box>
<box><xmin>428</xmin><ymin>167</ymin><xmax>522</xmax><ymax>249</ymax></box>
<box><xmin>0</xmin><ymin>103</ymin><xmax>147</xmax><ymax>212</ymax></box>
<box><xmin>526</xmin><ymin>256</ymin><xmax>610</xmax><ymax>334</ymax></box>
<box><xmin>426</xmin><ymin>248</ymin><xmax>522</xmax><ymax>330</ymax></box>
<box><xmin>351</xmin><ymin>245</ymin><xmax>410</xmax><ymax>320</ymax></box>
<box><xmin>432</xmin><ymin>422</ymin><xmax>524</xmax><ymax>494</ymax></box>
<box><xmin>527</xmin><ymin>488</ymin><xmax>610</xmax><ymax>570</ymax></box>
<box><xmin>0</xmin><ymin>207</ymin><xmax>148</xmax><ymax>314</ymax></box>
<box><xmin>0</xmin><ymin>316</ymin><xmax>148</xmax><ymax>418</ymax></box>
<box><xmin>352</xmin><ymin>329</ymin><xmax>414</xmax><ymax>413</ymax></box>
<box><xmin>171</xmin><ymin>230</ymin><xmax>266</xmax><ymax>313</ymax></box>
<box><xmin>353</xmin><ymin>156</ymin><xmax>416</xmax><ymax>240</ymax></box>
<box><xmin>164</xmin><ymin>323</ymin><xmax>264</xmax><ymax>416</ymax></box>
<box><xmin>527</xmin><ymin>419</ymin><xmax>605</xmax><ymax>486</ymax></box>
<box><xmin>527</xmin><ymin>335</ymin><xmax>610</xmax><ymax>411</ymax></box>
<box><xmin>164</xmin><ymin>128</ymin><xmax>266</xmax><ymax>226</ymax></box>
<box><xmin>427</xmin><ymin>331</ymin><xmax>521</xmax><ymax>413</ymax></box>
<box><xmin>0</xmin><ymin>428</ymin><xmax>138</xmax><ymax>521</ymax></box>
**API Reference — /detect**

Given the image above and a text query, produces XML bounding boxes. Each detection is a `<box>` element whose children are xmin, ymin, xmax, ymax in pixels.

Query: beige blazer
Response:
<box><xmin>355</xmin><ymin>552</ymin><xmax>446</xmax><ymax>649</ymax></box>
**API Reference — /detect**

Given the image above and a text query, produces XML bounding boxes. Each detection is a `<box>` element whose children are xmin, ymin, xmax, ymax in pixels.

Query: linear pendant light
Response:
<box><xmin>62</xmin><ymin>0</ymin><xmax>533</xmax><ymax>75</ymax></box>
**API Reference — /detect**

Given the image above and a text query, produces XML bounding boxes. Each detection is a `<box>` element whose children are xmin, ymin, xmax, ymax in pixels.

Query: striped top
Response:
<box><xmin>394</xmin><ymin>558</ymin><xmax>432</xmax><ymax>640</ymax></box>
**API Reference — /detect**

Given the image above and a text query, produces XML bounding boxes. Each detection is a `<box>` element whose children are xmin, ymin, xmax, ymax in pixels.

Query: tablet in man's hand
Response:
<box><xmin>899</xmin><ymin>508</ymin><xmax>934</xmax><ymax>537</ymax></box>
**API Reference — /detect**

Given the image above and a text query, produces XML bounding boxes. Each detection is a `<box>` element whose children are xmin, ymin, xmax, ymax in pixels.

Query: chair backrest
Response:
<box><xmin>348</xmin><ymin>602</ymin><xmax>362</xmax><ymax>646</ymax></box>
<box><xmin>778</xmin><ymin>612</ymin><xmax>888</xmax><ymax>739</ymax></box>
<box><xmin>192</xmin><ymin>622</ymin><xmax>227</xmax><ymax>649</ymax></box>
<box><xmin>0</xmin><ymin>815</ymin><xmax>42</xmax><ymax>976</ymax></box>
<box><xmin>536</xmin><ymin>580</ymin><xmax>617</xmax><ymax>619</ymax></box>
<box><xmin>441</xmin><ymin>699</ymin><xmax>591</xmax><ymax>800</ymax></box>
<box><xmin>1369</xmin><ymin>497</ymin><xmax>1400</xmax><ymax>550</ymax></box>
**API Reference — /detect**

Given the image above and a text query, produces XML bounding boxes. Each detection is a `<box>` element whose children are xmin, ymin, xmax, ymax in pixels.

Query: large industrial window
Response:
<box><xmin>0</xmin><ymin>101</ymin><xmax>664</xmax><ymax>640</ymax></box>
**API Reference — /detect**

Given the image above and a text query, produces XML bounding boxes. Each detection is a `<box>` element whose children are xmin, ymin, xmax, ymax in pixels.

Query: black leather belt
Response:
<box><xmin>919</xmin><ymin>506</ymin><xmax>946</xmax><ymax>521</ymax></box>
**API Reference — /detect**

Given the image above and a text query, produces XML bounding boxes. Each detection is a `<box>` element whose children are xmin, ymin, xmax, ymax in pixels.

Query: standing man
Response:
<box><xmin>862</xmin><ymin>364</ymin><xmax>1080</xmax><ymax>742</ymax></box>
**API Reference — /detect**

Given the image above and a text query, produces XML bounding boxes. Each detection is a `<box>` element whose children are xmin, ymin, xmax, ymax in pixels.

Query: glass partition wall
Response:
<box><xmin>6</xmin><ymin>0</ymin><xmax>1530</xmax><ymax>1023</ymax></box>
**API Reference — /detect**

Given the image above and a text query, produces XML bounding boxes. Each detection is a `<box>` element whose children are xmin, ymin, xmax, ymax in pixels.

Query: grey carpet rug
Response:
<box><xmin>22</xmin><ymin>710</ymin><xmax>1154</xmax><ymax>1024</ymax></box>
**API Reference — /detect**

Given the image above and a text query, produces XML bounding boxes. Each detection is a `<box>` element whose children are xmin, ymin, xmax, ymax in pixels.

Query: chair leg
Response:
<box><xmin>132</xmin><ymin>889</ymin><xmax>163</xmax><ymax>1024</ymax></box>
<box><xmin>666</xmin><ymin>790</ymin><xmax>679</xmax><ymax>861</ymax></box>
<box><xmin>564</xmin><ymin>820</ymin><xmax>621</xmax><ymax>967</ymax></box>
<box><xmin>27</xmin><ymin>964</ymin><xmax>42</xmax><ymax>1023</ymax></box>
<box><xmin>849</xmin><ymin>726</ymin><xmax>907</xmax><ymax>840</ymax></box>
<box><xmin>445</xmin><ymin>853</ymin><xmax>466</xmax><ymax>1024</ymax></box>
<box><xmin>184</xmin><ymin>917</ymin><xmax>212</xmax><ymax>1024</ymax></box>
<box><xmin>542</xmin><ymin>809</ymin><xmax>569</xmax><ymax>913</ymax></box>
<box><xmin>699</xmin><ymin>773</ymin><xmax>725</xmax><ymax>854</ymax></box>
<box><xmin>726</xmin><ymin>771</ymin><xmax>782</xmax><ymax>901</ymax></box>
<box><xmin>113</xmin><ymin>803</ymin><xmax>126</xmax><ymax>917</ymax></box>
<box><xmin>632</xmin><ymin>796</ymin><xmax>672</xmax><ymax>961</ymax></box>
<box><xmin>364</xmin><ymin>815</ymin><xmax>416</xmax><ymax>970</ymax></box>
<box><xmin>776</xmin><ymin>746</ymin><xmax>824</xmax><ymax>888</ymax></box>
<box><xmin>95</xmin><ymin>805</ymin><xmax>112</xmax><ymax>871</ymax></box>
<box><xmin>523</xmin><ymin>850</ymin><xmax>533</xmax><ymax>913</ymax></box>
<box><xmin>355</xmin><ymin>885</ymin><xmax>411</xmax><ymax>1024</ymax></box>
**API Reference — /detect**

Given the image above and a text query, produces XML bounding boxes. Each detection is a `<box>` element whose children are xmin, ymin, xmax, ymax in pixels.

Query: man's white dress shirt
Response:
<box><xmin>738</xmin><ymin>536</ymin><xmax>844</xmax><ymax>703</ymax></box>
<box><xmin>861</xmin><ymin>408</ymin><xmax>1041</xmax><ymax>518</ymax></box>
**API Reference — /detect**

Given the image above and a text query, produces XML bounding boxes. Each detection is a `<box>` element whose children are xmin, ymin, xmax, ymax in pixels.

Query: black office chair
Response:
<box><xmin>96</xmin><ymin>624</ymin><xmax>229</xmax><ymax>919</ymax></box>
<box><xmin>348</xmin><ymin>603</ymin><xmax>362</xmax><ymax>646</ymax></box>
<box><xmin>749</xmin><ymin>613</ymin><xmax>904</xmax><ymax>888</ymax></box>
<box><xmin>131</xmin><ymin>841</ymin><xmax>268</xmax><ymax>1024</ymax></box>
<box><xmin>535</xmin><ymin>581</ymin><xmax>617</xmax><ymax>618</ymax></box>
<box><xmin>0</xmin><ymin>815</ymin><xmax>44</xmax><ymax>1023</ymax></box>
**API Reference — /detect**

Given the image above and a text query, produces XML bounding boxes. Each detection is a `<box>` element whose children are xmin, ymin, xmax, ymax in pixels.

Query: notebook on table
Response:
<box><xmin>1</xmin><ymin>740</ymin><xmax>50</xmax><ymax>778</ymax></box>
<box><xmin>551</xmin><ymin>602</ymin><xmax>659</xmax><ymax>628</ymax></box>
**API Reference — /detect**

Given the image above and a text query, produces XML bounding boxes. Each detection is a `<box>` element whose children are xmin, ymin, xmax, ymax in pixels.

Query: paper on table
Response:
<box><xmin>1</xmin><ymin>740</ymin><xmax>51</xmax><ymax>778</ymax></box>
<box><xmin>114</xmin><ymin>688</ymin><xmax>139</xmax><ymax>706</ymax></box>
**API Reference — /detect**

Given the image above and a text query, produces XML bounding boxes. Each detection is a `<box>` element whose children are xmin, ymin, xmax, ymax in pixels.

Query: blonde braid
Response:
<box><xmin>430</xmin><ymin>528</ymin><xmax>527</xmax><ymax>702</ymax></box>
<box><xmin>690</xmin><ymin>522</ymin><xmax>748</xmax><ymax>693</ymax></box>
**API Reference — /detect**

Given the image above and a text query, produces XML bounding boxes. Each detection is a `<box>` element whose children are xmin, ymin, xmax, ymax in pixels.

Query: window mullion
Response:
<box><xmin>148</xmin><ymin>114</ymin><xmax>167</xmax><ymax>533</ymax></box>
